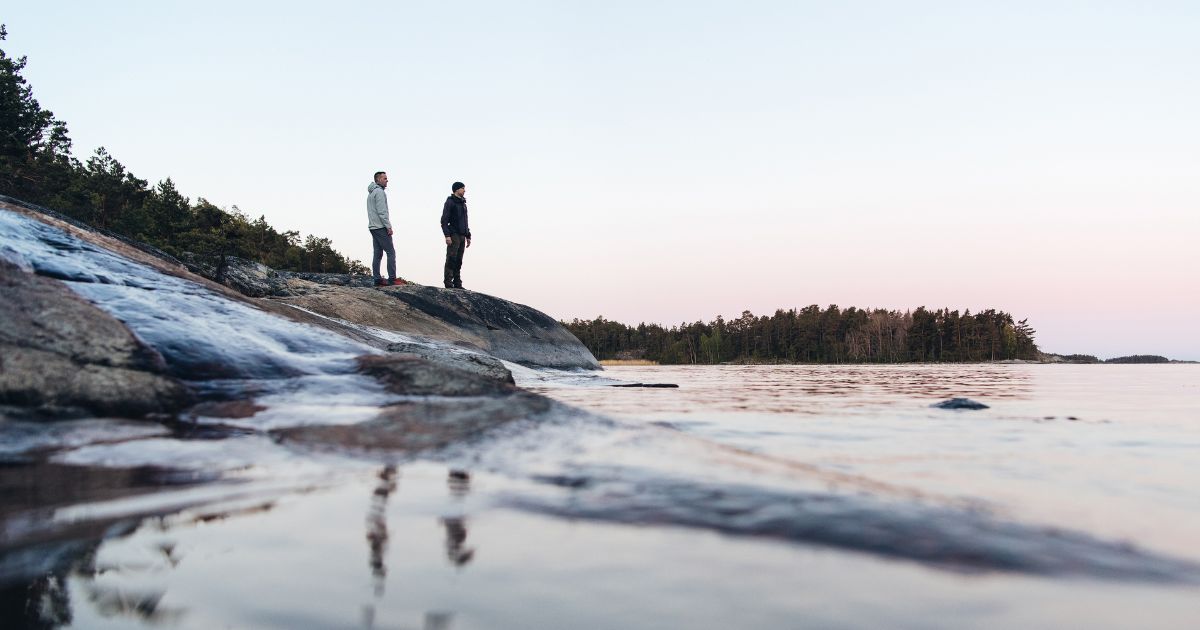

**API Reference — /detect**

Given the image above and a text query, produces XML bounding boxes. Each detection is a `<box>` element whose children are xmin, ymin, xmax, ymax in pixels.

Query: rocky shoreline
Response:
<box><xmin>0</xmin><ymin>196</ymin><xmax>596</xmax><ymax>417</ymax></box>
<box><xmin>0</xmin><ymin>195</ymin><xmax>602</xmax><ymax>589</ymax></box>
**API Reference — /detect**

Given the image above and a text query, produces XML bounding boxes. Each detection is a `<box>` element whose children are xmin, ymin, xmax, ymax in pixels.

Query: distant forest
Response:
<box><xmin>565</xmin><ymin>306</ymin><xmax>1040</xmax><ymax>364</ymax></box>
<box><xmin>1104</xmin><ymin>355</ymin><xmax>1170</xmax><ymax>364</ymax></box>
<box><xmin>0</xmin><ymin>26</ymin><xmax>364</xmax><ymax>274</ymax></box>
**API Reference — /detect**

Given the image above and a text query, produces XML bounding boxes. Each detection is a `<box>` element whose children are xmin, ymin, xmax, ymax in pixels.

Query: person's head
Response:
<box><xmin>452</xmin><ymin>181</ymin><xmax>465</xmax><ymax>198</ymax></box>
<box><xmin>374</xmin><ymin>171</ymin><xmax>388</xmax><ymax>188</ymax></box>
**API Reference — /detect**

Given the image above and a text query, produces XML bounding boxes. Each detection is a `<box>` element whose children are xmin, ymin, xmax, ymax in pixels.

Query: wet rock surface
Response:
<box><xmin>931</xmin><ymin>397</ymin><xmax>990</xmax><ymax>410</ymax></box>
<box><xmin>384</xmin><ymin>341</ymin><xmax>514</xmax><ymax>384</ymax></box>
<box><xmin>0</xmin><ymin>260</ymin><xmax>193</xmax><ymax>420</ymax></box>
<box><xmin>275</xmin><ymin>354</ymin><xmax>558</xmax><ymax>457</ymax></box>
<box><xmin>356</xmin><ymin>354</ymin><xmax>516</xmax><ymax>397</ymax></box>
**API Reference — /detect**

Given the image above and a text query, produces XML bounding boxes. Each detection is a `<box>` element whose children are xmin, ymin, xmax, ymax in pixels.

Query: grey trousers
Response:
<box><xmin>444</xmin><ymin>234</ymin><xmax>465</xmax><ymax>288</ymax></box>
<box><xmin>370</xmin><ymin>228</ymin><xmax>396</xmax><ymax>280</ymax></box>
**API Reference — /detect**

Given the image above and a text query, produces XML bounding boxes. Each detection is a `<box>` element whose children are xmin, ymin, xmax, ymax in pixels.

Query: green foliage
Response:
<box><xmin>0</xmin><ymin>25</ymin><xmax>75</xmax><ymax>203</ymax></box>
<box><xmin>0</xmin><ymin>25</ymin><xmax>365</xmax><ymax>274</ymax></box>
<box><xmin>565</xmin><ymin>305</ymin><xmax>1040</xmax><ymax>364</ymax></box>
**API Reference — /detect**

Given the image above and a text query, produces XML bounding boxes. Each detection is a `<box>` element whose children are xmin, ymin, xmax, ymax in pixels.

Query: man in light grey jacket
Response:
<box><xmin>367</xmin><ymin>171</ymin><xmax>398</xmax><ymax>286</ymax></box>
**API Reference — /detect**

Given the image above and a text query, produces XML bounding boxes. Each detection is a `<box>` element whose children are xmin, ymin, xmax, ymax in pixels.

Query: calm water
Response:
<box><xmin>536</xmin><ymin>364</ymin><xmax>1200</xmax><ymax>565</ymax></box>
<box><xmin>7</xmin><ymin>364</ymin><xmax>1199</xmax><ymax>629</ymax></box>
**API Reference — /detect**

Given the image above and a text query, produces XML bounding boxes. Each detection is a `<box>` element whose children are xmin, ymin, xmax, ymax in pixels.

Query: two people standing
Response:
<box><xmin>366</xmin><ymin>173</ymin><xmax>472</xmax><ymax>290</ymax></box>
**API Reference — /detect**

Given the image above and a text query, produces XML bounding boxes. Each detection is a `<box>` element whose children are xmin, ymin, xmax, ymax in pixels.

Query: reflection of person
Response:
<box><xmin>440</xmin><ymin>182</ymin><xmax>471</xmax><ymax>289</ymax></box>
<box><xmin>366</xmin><ymin>465</ymin><xmax>397</xmax><ymax>596</ymax></box>
<box><xmin>440</xmin><ymin>517</ymin><xmax>475</xmax><ymax>566</ymax></box>
<box><xmin>441</xmin><ymin>469</ymin><xmax>474</xmax><ymax>566</ymax></box>
<box><xmin>367</xmin><ymin>171</ymin><xmax>397</xmax><ymax>286</ymax></box>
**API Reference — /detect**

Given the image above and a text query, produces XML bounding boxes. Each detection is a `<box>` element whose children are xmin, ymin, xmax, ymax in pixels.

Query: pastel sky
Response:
<box><xmin>6</xmin><ymin>2</ymin><xmax>1199</xmax><ymax>359</ymax></box>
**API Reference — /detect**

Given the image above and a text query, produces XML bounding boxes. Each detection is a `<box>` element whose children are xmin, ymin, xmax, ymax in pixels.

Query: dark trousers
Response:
<box><xmin>444</xmin><ymin>234</ymin><xmax>465</xmax><ymax>288</ymax></box>
<box><xmin>370</xmin><ymin>228</ymin><xmax>396</xmax><ymax>280</ymax></box>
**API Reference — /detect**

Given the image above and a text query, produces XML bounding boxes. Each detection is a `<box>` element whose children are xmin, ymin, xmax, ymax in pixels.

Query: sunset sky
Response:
<box><xmin>7</xmin><ymin>2</ymin><xmax>1198</xmax><ymax>359</ymax></box>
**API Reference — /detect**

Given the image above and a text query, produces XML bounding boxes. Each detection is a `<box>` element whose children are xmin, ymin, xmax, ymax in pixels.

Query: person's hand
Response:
<box><xmin>465</xmin><ymin>238</ymin><xmax>472</xmax><ymax>248</ymax></box>
<box><xmin>445</xmin><ymin>236</ymin><xmax>452</xmax><ymax>245</ymax></box>
<box><xmin>387</xmin><ymin>228</ymin><xmax>393</xmax><ymax>236</ymax></box>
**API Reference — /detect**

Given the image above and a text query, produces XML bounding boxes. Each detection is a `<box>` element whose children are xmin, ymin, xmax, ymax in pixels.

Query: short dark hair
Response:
<box><xmin>374</xmin><ymin>171</ymin><xmax>386</xmax><ymax>182</ymax></box>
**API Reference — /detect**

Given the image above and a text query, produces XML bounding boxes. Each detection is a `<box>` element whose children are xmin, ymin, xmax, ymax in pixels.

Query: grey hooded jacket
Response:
<box><xmin>367</xmin><ymin>182</ymin><xmax>392</xmax><ymax>230</ymax></box>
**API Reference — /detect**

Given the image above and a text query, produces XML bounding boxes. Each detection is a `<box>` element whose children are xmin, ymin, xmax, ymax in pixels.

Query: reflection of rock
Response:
<box><xmin>84</xmin><ymin>584</ymin><xmax>185</xmax><ymax>625</ymax></box>
<box><xmin>931</xmin><ymin>398</ymin><xmax>989</xmax><ymax>410</ymax></box>
<box><xmin>514</xmin><ymin>468</ymin><xmax>1200</xmax><ymax>582</ymax></box>
<box><xmin>0</xmin><ymin>461</ymin><xmax>215</xmax><ymax>589</ymax></box>
<box><xmin>274</xmin><ymin>393</ymin><xmax>555</xmax><ymax>456</ymax></box>
<box><xmin>0</xmin><ymin>574</ymin><xmax>72</xmax><ymax>628</ymax></box>
<box><xmin>0</xmin><ymin>260</ymin><xmax>192</xmax><ymax>420</ymax></box>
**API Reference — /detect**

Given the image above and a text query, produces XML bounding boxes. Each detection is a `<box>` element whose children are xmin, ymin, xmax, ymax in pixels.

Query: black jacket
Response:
<box><xmin>440</xmin><ymin>195</ymin><xmax>470</xmax><ymax>238</ymax></box>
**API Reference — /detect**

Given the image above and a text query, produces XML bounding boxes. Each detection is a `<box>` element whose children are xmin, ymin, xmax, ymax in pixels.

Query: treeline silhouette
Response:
<box><xmin>565</xmin><ymin>306</ymin><xmax>1039</xmax><ymax>364</ymax></box>
<box><xmin>1105</xmin><ymin>355</ymin><xmax>1170</xmax><ymax>364</ymax></box>
<box><xmin>0</xmin><ymin>26</ymin><xmax>364</xmax><ymax>274</ymax></box>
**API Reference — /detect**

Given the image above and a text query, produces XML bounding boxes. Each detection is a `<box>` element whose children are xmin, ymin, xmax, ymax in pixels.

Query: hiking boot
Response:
<box><xmin>374</xmin><ymin>278</ymin><xmax>385</xmax><ymax>287</ymax></box>
<box><xmin>392</xmin><ymin>279</ymin><xmax>407</xmax><ymax>286</ymax></box>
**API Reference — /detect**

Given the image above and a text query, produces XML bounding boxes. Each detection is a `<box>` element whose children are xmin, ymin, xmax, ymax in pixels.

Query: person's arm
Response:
<box><xmin>441</xmin><ymin>198</ymin><xmax>453</xmax><ymax>243</ymax></box>
<box><xmin>377</xmin><ymin>190</ymin><xmax>393</xmax><ymax>233</ymax></box>
<box><xmin>463</xmin><ymin>204</ymin><xmax>471</xmax><ymax>244</ymax></box>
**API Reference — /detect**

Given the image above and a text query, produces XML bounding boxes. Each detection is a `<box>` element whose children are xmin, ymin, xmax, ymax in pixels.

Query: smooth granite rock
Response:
<box><xmin>384</xmin><ymin>341</ymin><xmax>514</xmax><ymax>384</ymax></box>
<box><xmin>180</xmin><ymin>254</ymin><xmax>292</xmax><ymax>298</ymax></box>
<box><xmin>273</xmin><ymin>283</ymin><xmax>601</xmax><ymax>370</ymax></box>
<box><xmin>0</xmin><ymin>260</ymin><xmax>193</xmax><ymax>419</ymax></box>
<box><xmin>356</xmin><ymin>354</ymin><xmax>516</xmax><ymax>397</ymax></box>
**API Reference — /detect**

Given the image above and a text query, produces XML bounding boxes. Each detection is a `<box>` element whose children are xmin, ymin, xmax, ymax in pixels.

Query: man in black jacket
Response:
<box><xmin>440</xmin><ymin>181</ymin><xmax>471</xmax><ymax>289</ymax></box>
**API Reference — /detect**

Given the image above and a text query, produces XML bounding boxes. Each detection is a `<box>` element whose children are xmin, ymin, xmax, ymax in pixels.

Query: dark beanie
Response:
<box><xmin>452</xmin><ymin>182</ymin><xmax>465</xmax><ymax>192</ymax></box>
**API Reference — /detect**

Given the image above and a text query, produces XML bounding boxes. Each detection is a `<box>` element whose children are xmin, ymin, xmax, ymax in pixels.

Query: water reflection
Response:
<box><xmin>366</xmin><ymin>465</ymin><xmax>398</xmax><ymax>597</ymax></box>
<box><xmin>443</xmin><ymin>470</ymin><xmax>474</xmax><ymax>568</ymax></box>
<box><xmin>0</xmin><ymin>574</ymin><xmax>71</xmax><ymax>629</ymax></box>
<box><xmin>532</xmin><ymin>364</ymin><xmax>1036</xmax><ymax>416</ymax></box>
<box><xmin>0</xmin><ymin>541</ymin><xmax>188</xmax><ymax>628</ymax></box>
<box><xmin>82</xmin><ymin>583</ymin><xmax>184</xmax><ymax>625</ymax></box>
<box><xmin>447</xmin><ymin>469</ymin><xmax>470</xmax><ymax>498</ymax></box>
<box><xmin>440</xmin><ymin>518</ymin><xmax>474</xmax><ymax>568</ymax></box>
<box><xmin>360</xmin><ymin>467</ymin><xmax>471</xmax><ymax>628</ymax></box>
<box><xmin>423</xmin><ymin>611</ymin><xmax>455</xmax><ymax>629</ymax></box>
